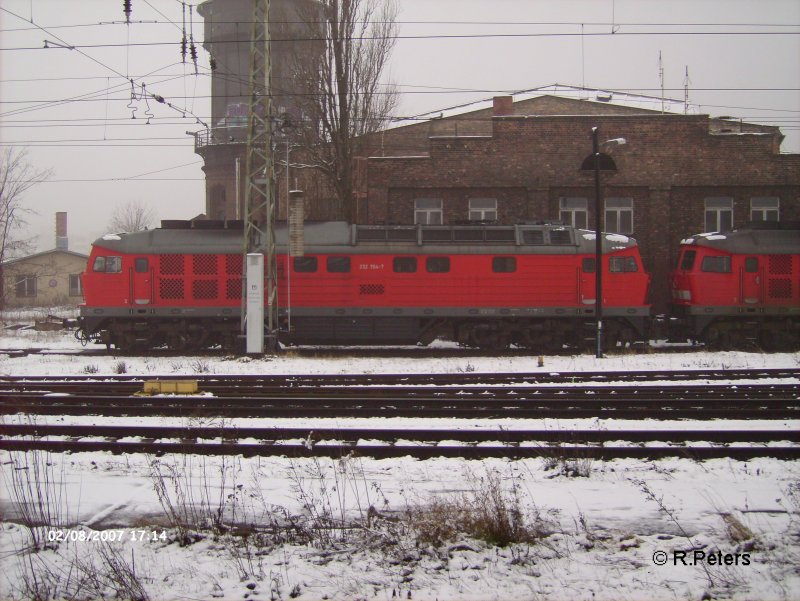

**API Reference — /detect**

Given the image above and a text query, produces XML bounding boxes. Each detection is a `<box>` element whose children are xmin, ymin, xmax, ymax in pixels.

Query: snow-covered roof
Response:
<box><xmin>388</xmin><ymin>83</ymin><xmax>701</xmax><ymax>129</ymax></box>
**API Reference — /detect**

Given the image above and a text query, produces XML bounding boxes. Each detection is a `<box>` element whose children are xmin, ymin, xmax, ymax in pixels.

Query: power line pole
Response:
<box><xmin>243</xmin><ymin>0</ymin><xmax>279</xmax><ymax>353</ymax></box>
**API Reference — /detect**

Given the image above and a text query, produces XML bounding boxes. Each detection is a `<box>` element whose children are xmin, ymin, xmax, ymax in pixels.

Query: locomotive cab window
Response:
<box><xmin>679</xmin><ymin>250</ymin><xmax>696</xmax><ymax>271</ymax></box>
<box><xmin>582</xmin><ymin>258</ymin><xmax>596</xmax><ymax>273</ymax></box>
<box><xmin>326</xmin><ymin>256</ymin><xmax>351</xmax><ymax>273</ymax></box>
<box><xmin>745</xmin><ymin>257</ymin><xmax>759</xmax><ymax>273</ymax></box>
<box><xmin>701</xmin><ymin>255</ymin><xmax>731</xmax><ymax>273</ymax></box>
<box><xmin>492</xmin><ymin>257</ymin><xmax>516</xmax><ymax>273</ymax></box>
<box><xmin>135</xmin><ymin>258</ymin><xmax>149</xmax><ymax>273</ymax></box>
<box><xmin>610</xmin><ymin>256</ymin><xmax>638</xmax><ymax>273</ymax></box>
<box><xmin>92</xmin><ymin>256</ymin><xmax>122</xmax><ymax>273</ymax></box>
<box><xmin>293</xmin><ymin>256</ymin><xmax>318</xmax><ymax>273</ymax></box>
<box><xmin>426</xmin><ymin>257</ymin><xmax>450</xmax><ymax>273</ymax></box>
<box><xmin>393</xmin><ymin>257</ymin><xmax>417</xmax><ymax>273</ymax></box>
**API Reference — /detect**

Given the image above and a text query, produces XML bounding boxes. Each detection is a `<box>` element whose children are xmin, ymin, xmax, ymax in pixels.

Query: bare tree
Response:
<box><xmin>0</xmin><ymin>148</ymin><xmax>51</xmax><ymax>264</ymax></box>
<box><xmin>291</xmin><ymin>0</ymin><xmax>399</xmax><ymax>222</ymax></box>
<box><xmin>108</xmin><ymin>200</ymin><xmax>156</xmax><ymax>233</ymax></box>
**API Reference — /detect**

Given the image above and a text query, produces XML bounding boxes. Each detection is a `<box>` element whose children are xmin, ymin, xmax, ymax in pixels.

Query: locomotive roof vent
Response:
<box><xmin>192</xmin><ymin>219</ymin><xmax>225</xmax><ymax>230</ymax></box>
<box><xmin>161</xmin><ymin>219</ymin><xmax>192</xmax><ymax>229</ymax></box>
<box><xmin>748</xmin><ymin>220</ymin><xmax>800</xmax><ymax>231</ymax></box>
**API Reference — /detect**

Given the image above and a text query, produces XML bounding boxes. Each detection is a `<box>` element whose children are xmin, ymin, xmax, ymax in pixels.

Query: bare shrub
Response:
<box><xmin>1</xmin><ymin>445</ymin><xmax>70</xmax><ymax>550</ymax></box>
<box><xmin>406</xmin><ymin>468</ymin><xmax>550</xmax><ymax>548</ymax></box>
<box><xmin>190</xmin><ymin>358</ymin><xmax>211</xmax><ymax>374</ymax></box>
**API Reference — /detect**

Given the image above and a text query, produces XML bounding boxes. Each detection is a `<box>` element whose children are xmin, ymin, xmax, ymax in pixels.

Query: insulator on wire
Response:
<box><xmin>181</xmin><ymin>35</ymin><xmax>187</xmax><ymax>62</ymax></box>
<box><xmin>123</xmin><ymin>0</ymin><xmax>132</xmax><ymax>23</ymax></box>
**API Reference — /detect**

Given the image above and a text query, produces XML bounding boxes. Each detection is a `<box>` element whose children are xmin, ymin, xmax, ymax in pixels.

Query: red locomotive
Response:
<box><xmin>78</xmin><ymin>221</ymin><xmax>651</xmax><ymax>352</ymax></box>
<box><xmin>669</xmin><ymin>225</ymin><xmax>800</xmax><ymax>350</ymax></box>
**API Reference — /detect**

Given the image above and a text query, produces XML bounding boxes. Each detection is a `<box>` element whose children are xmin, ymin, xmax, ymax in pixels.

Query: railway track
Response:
<box><xmin>1</xmin><ymin>422</ymin><xmax>798</xmax><ymax>460</ymax></box>
<box><xmin>1</xmin><ymin>370</ymin><xmax>797</xmax><ymax>459</ymax></box>
<box><xmin>1</xmin><ymin>367</ymin><xmax>797</xmax><ymax>391</ymax></box>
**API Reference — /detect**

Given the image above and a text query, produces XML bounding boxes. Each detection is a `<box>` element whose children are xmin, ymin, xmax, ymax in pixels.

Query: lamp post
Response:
<box><xmin>592</xmin><ymin>128</ymin><xmax>603</xmax><ymax>359</ymax></box>
<box><xmin>582</xmin><ymin>128</ymin><xmax>626</xmax><ymax>358</ymax></box>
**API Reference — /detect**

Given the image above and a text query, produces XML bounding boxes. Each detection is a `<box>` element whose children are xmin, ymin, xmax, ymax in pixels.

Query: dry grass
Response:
<box><xmin>406</xmin><ymin>468</ymin><xmax>551</xmax><ymax>548</ymax></box>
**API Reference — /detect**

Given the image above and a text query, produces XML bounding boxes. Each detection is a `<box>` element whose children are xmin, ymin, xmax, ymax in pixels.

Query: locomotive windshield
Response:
<box><xmin>679</xmin><ymin>250</ymin><xmax>696</xmax><ymax>271</ymax></box>
<box><xmin>92</xmin><ymin>256</ymin><xmax>122</xmax><ymax>273</ymax></box>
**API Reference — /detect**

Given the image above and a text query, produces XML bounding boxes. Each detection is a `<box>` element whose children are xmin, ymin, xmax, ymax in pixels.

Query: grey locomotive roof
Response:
<box><xmin>681</xmin><ymin>228</ymin><xmax>800</xmax><ymax>255</ymax></box>
<box><xmin>92</xmin><ymin>221</ymin><xmax>639</xmax><ymax>255</ymax></box>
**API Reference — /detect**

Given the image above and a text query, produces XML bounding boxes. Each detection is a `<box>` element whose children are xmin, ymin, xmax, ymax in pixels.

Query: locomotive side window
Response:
<box><xmin>492</xmin><ymin>257</ymin><xmax>516</xmax><ymax>273</ymax></box>
<box><xmin>680</xmin><ymin>250</ymin><xmax>696</xmax><ymax>271</ymax></box>
<box><xmin>582</xmin><ymin>258</ymin><xmax>596</xmax><ymax>273</ymax></box>
<box><xmin>701</xmin><ymin>255</ymin><xmax>731</xmax><ymax>273</ymax></box>
<box><xmin>327</xmin><ymin>256</ymin><xmax>351</xmax><ymax>273</ymax></box>
<box><xmin>745</xmin><ymin>257</ymin><xmax>759</xmax><ymax>273</ymax></box>
<box><xmin>393</xmin><ymin>257</ymin><xmax>417</xmax><ymax>273</ymax></box>
<box><xmin>293</xmin><ymin>257</ymin><xmax>318</xmax><ymax>273</ymax></box>
<box><xmin>93</xmin><ymin>256</ymin><xmax>122</xmax><ymax>273</ymax></box>
<box><xmin>135</xmin><ymin>258</ymin><xmax>149</xmax><ymax>273</ymax></box>
<box><xmin>426</xmin><ymin>257</ymin><xmax>450</xmax><ymax>273</ymax></box>
<box><xmin>610</xmin><ymin>256</ymin><xmax>638</xmax><ymax>273</ymax></box>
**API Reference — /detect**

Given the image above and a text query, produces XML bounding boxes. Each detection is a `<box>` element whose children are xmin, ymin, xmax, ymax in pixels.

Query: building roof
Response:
<box><xmin>2</xmin><ymin>248</ymin><xmax>89</xmax><ymax>267</ymax></box>
<box><xmin>387</xmin><ymin>83</ymin><xmax>701</xmax><ymax>129</ymax></box>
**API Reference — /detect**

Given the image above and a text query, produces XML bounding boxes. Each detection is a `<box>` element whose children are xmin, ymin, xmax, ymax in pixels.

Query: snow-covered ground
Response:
<box><xmin>1</xmin><ymin>316</ymin><xmax>799</xmax><ymax>601</ymax></box>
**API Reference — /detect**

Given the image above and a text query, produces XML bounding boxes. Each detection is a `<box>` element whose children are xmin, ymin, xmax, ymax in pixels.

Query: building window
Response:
<box><xmin>15</xmin><ymin>275</ymin><xmax>37</xmax><ymax>298</ymax></box>
<box><xmin>704</xmin><ymin>197</ymin><xmax>733</xmax><ymax>232</ymax></box>
<box><xmin>69</xmin><ymin>274</ymin><xmax>83</xmax><ymax>297</ymax></box>
<box><xmin>468</xmin><ymin>198</ymin><xmax>497</xmax><ymax>221</ymax></box>
<box><xmin>605</xmin><ymin>198</ymin><xmax>634</xmax><ymax>234</ymax></box>
<box><xmin>559</xmin><ymin>198</ymin><xmax>588</xmax><ymax>229</ymax></box>
<box><xmin>750</xmin><ymin>197</ymin><xmax>779</xmax><ymax>222</ymax></box>
<box><xmin>414</xmin><ymin>199</ymin><xmax>442</xmax><ymax>225</ymax></box>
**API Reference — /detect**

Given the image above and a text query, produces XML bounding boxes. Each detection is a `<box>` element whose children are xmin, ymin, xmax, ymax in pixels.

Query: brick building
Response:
<box><xmin>357</xmin><ymin>87</ymin><xmax>800</xmax><ymax>310</ymax></box>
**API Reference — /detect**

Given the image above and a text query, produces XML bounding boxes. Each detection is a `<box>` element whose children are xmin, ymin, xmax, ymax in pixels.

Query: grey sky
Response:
<box><xmin>1</xmin><ymin>0</ymin><xmax>798</xmax><ymax>256</ymax></box>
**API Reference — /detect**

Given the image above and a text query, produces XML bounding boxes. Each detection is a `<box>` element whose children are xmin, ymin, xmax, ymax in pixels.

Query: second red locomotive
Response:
<box><xmin>669</xmin><ymin>225</ymin><xmax>800</xmax><ymax>350</ymax></box>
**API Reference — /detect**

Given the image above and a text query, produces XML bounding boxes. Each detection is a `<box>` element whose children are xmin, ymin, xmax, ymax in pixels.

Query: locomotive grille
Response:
<box><xmin>768</xmin><ymin>255</ymin><xmax>791</xmax><ymax>275</ymax></box>
<box><xmin>192</xmin><ymin>280</ymin><xmax>218</xmax><ymax>299</ymax></box>
<box><xmin>768</xmin><ymin>279</ymin><xmax>792</xmax><ymax>299</ymax></box>
<box><xmin>360</xmin><ymin>284</ymin><xmax>385</xmax><ymax>295</ymax></box>
<box><xmin>193</xmin><ymin>255</ymin><xmax>218</xmax><ymax>275</ymax></box>
<box><xmin>160</xmin><ymin>254</ymin><xmax>184</xmax><ymax>275</ymax></box>
<box><xmin>767</xmin><ymin>255</ymin><xmax>794</xmax><ymax>299</ymax></box>
<box><xmin>225</xmin><ymin>254</ymin><xmax>242</xmax><ymax>275</ymax></box>
<box><xmin>226</xmin><ymin>278</ymin><xmax>242</xmax><ymax>299</ymax></box>
<box><xmin>159</xmin><ymin>278</ymin><xmax>184</xmax><ymax>299</ymax></box>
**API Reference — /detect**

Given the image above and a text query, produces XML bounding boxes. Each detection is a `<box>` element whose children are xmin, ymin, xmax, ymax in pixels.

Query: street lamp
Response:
<box><xmin>580</xmin><ymin>128</ymin><xmax>626</xmax><ymax>358</ymax></box>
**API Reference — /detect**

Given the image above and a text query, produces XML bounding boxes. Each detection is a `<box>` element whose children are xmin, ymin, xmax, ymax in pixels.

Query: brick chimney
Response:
<box><xmin>492</xmin><ymin>96</ymin><xmax>514</xmax><ymax>116</ymax></box>
<box><xmin>55</xmin><ymin>212</ymin><xmax>68</xmax><ymax>251</ymax></box>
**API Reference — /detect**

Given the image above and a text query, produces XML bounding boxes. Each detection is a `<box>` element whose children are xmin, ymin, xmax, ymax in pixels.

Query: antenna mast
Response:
<box><xmin>683</xmin><ymin>66</ymin><xmax>690</xmax><ymax>114</ymax></box>
<box><xmin>658</xmin><ymin>51</ymin><xmax>665</xmax><ymax>114</ymax></box>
